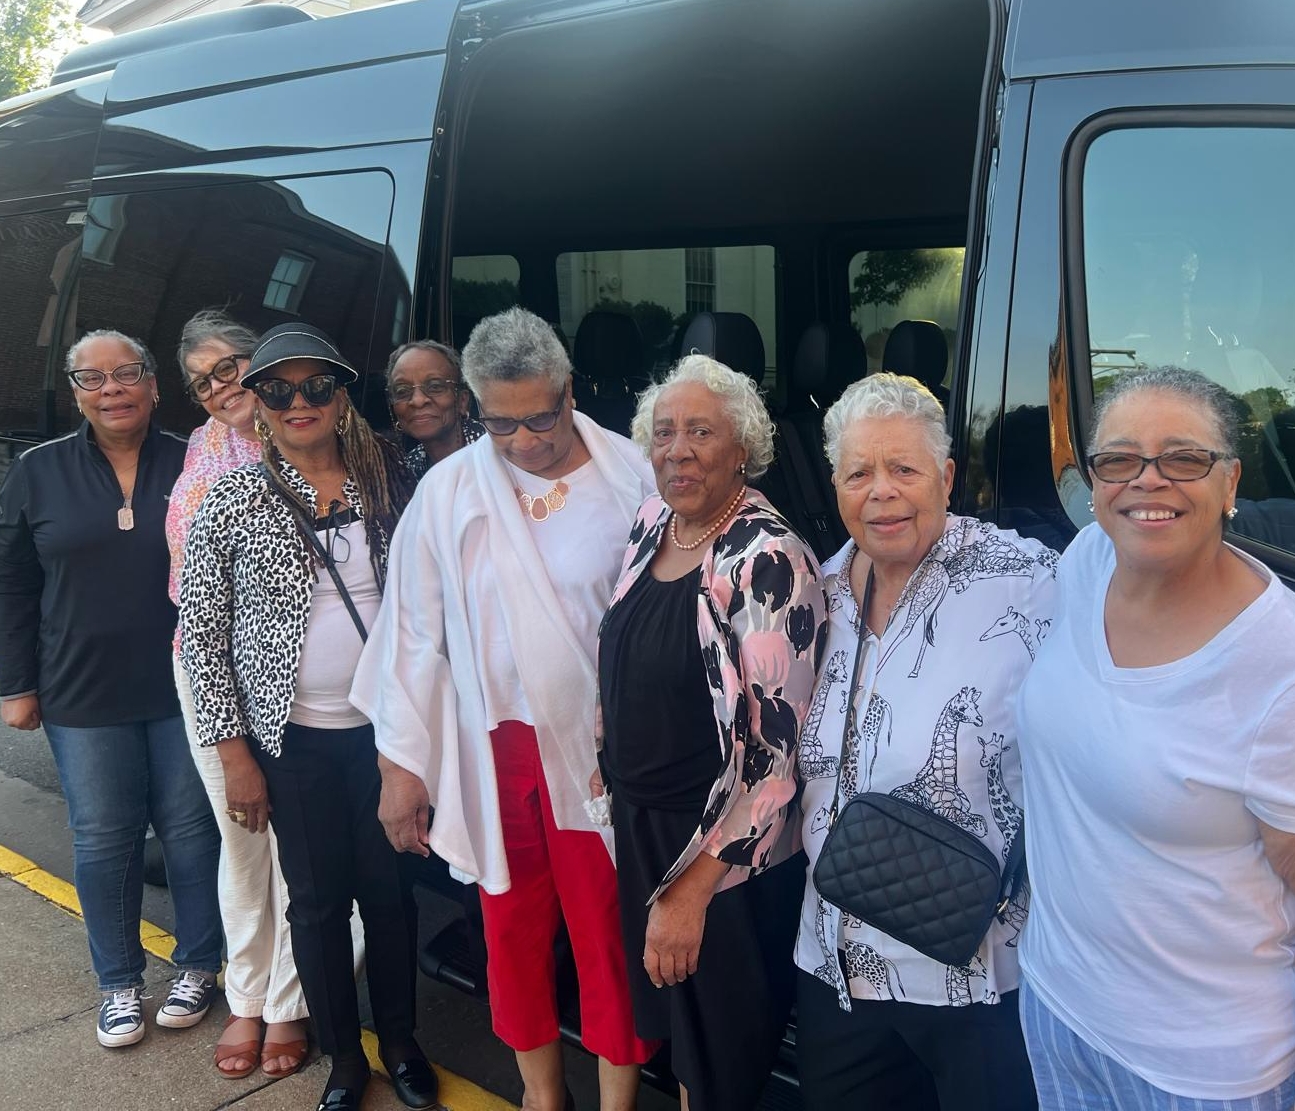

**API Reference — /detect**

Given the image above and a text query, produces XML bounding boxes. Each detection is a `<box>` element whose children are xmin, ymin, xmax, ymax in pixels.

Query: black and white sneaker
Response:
<box><xmin>155</xmin><ymin>971</ymin><xmax>217</xmax><ymax>1029</ymax></box>
<box><xmin>97</xmin><ymin>987</ymin><xmax>146</xmax><ymax>1047</ymax></box>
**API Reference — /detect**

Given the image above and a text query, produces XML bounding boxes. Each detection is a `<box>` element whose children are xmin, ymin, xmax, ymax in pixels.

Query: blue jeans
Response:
<box><xmin>44</xmin><ymin>715</ymin><xmax>222</xmax><ymax>991</ymax></box>
<box><xmin>1021</xmin><ymin>980</ymin><xmax>1295</xmax><ymax>1111</ymax></box>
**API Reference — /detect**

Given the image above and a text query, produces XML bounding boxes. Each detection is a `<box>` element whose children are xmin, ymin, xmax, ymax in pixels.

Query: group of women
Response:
<box><xmin>0</xmin><ymin>300</ymin><xmax>1292</xmax><ymax>1111</ymax></box>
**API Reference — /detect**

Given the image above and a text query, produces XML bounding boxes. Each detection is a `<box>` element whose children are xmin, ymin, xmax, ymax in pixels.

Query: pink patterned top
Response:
<box><xmin>166</xmin><ymin>416</ymin><xmax>261</xmax><ymax>656</ymax></box>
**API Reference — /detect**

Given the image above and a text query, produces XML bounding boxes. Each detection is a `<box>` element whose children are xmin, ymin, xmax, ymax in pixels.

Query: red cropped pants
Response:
<box><xmin>477</xmin><ymin>721</ymin><xmax>655</xmax><ymax>1066</ymax></box>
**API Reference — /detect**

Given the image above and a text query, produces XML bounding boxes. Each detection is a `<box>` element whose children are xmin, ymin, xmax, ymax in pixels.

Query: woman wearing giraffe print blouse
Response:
<box><xmin>793</xmin><ymin>372</ymin><xmax>1057</xmax><ymax>1111</ymax></box>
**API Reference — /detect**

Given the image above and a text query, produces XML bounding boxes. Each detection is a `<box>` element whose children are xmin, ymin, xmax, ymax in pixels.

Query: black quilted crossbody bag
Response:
<box><xmin>811</xmin><ymin>567</ymin><xmax>1027</xmax><ymax>968</ymax></box>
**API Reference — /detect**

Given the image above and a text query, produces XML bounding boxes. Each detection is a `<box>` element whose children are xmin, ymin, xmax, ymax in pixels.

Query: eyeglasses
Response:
<box><xmin>253</xmin><ymin>374</ymin><xmax>339</xmax><ymax>411</ymax></box>
<box><xmin>187</xmin><ymin>354</ymin><xmax>249</xmax><ymax>401</ymax></box>
<box><xmin>68</xmin><ymin>362</ymin><xmax>148</xmax><ymax>391</ymax></box>
<box><xmin>479</xmin><ymin>398</ymin><xmax>565</xmax><ymax>437</ymax></box>
<box><xmin>1087</xmin><ymin>449</ymin><xmax>1228</xmax><ymax>483</ymax></box>
<box><xmin>388</xmin><ymin>379</ymin><xmax>461</xmax><ymax>404</ymax></box>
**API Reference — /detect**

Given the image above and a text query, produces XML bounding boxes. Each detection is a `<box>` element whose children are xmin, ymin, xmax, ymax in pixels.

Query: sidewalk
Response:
<box><xmin>0</xmin><ymin>843</ymin><xmax>515</xmax><ymax>1111</ymax></box>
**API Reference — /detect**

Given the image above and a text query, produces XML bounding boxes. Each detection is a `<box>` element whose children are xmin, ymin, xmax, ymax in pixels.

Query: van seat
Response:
<box><xmin>572</xmin><ymin>310</ymin><xmax>646</xmax><ymax>436</ymax></box>
<box><xmin>772</xmin><ymin>323</ymin><xmax>864</xmax><ymax>558</ymax></box>
<box><xmin>679</xmin><ymin>312</ymin><xmax>766</xmax><ymax>382</ymax></box>
<box><xmin>882</xmin><ymin>319</ymin><xmax>949</xmax><ymax>407</ymax></box>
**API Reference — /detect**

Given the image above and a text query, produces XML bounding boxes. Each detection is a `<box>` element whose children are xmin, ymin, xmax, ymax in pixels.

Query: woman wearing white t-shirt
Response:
<box><xmin>1017</xmin><ymin>366</ymin><xmax>1295</xmax><ymax>1109</ymax></box>
<box><xmin>352</xmin><ymin>308</ymin><xmax>658</xmax><ymax>1111</ymax></box>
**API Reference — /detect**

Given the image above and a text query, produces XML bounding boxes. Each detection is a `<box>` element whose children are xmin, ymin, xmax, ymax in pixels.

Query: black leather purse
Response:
<box><xmin>811</xmin><ymin>567</ymin><xmax>1027</xmax><ymax>968</ymax></box>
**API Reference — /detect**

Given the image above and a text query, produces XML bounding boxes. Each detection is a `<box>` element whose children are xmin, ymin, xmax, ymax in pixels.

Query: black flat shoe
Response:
<box><xmin>316</xmin><ymin>1085</ymin><xmax>365</xmax><ymax>1111</ymax></box>
<box><xmin>389</xmin><ymin>1056</ymin><xmax>439</xmax><ymax>1110</ymax></box>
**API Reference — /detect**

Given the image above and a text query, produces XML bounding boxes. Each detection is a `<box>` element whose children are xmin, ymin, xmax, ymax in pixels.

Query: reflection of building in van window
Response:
<box><xmin>849</xmin><ymin>247</ymin><xmax>963</xmax><ymax>379</ymax></box>
<box><xmin>76</xmin><ymin>0</ymin><xmax>392</xmax><ymax>36</ymax></box>
<box><xmin>554</xmin><ymin>247</ymin><xmax>776</xmax><ymax>378</ymax></box>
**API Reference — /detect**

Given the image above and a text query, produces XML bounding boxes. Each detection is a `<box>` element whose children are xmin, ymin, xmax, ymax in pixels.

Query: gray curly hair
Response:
<box><xmin>66</xmin><ymin>329</ymin><xmax>157</xmax><ymax>379</ymax></box>
<box><xmin>461</xmin><ymin>307</ymin><xmax>570</xmax><ymax>396</ymax></box>
<box><xmin>823</xmin><ymin>372</ymin><xmax>950</xmax><ymax>473</ymax></box>
<box><xmin>630</xmin><ymin>354</ymin><xmax>776</xmax><ymax>480</ymax></box>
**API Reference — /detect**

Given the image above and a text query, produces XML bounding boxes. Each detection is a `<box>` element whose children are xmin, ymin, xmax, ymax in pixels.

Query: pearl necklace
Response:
<box><xmin>670</xmin><ymin>487</ymin><xmax>746</xmax><ymax>551</ymax></box>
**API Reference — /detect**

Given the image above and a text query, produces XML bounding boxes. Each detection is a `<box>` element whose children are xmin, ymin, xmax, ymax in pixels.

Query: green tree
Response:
<box><xmin>0</xmin><ymin>0</ymin><xmax>77</xmax><ymax>101</ymax></box>
<box><xmin>850</xmin><ymin>249</ymin><xmax>944</xmax><ymax>310</ymax></box>
<box><xmin>589</xmin><ymin>296</ymin><xmax>675</xmax><ymax>348</ymax></box>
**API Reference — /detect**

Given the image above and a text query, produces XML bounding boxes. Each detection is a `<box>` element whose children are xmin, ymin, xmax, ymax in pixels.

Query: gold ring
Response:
<box><xmin>227</xmin><ymin>809</ymin><xmax>248</xmax><ymax>823</ymax></box>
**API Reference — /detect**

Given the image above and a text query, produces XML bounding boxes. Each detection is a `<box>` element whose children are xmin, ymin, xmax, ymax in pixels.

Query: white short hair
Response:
<box><xmin>823</xmin><ymin>372</ymin><xmax>950</xmax><ymax>473</ymax></box>
<box><xmin>461</xmin><ymin>307</ymin><xmax>570</xmax><ymax>395</ymax></box>
<box><xmin>630</xmin><ymin>354</ymin><xmax>775</xmax><ymax>480</ymax></box>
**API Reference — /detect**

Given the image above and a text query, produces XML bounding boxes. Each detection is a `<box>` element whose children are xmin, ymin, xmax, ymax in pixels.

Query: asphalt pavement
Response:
<box><xmin>0</xmin><ymin>724</ymin><xmax>680</xmax><ymax>1111</ymax></box>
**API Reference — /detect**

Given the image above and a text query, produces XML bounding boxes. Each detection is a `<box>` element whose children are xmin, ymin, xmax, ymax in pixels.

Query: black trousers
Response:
<box><xmin>796</xmin><ymin>968</ymin><xmax>1037</xmax><ymax>1111</ymax></box>
<box><xmin>254</xmin><ymin>721</ymin><xmax>418</xmax><ymax>1059</ymax></box>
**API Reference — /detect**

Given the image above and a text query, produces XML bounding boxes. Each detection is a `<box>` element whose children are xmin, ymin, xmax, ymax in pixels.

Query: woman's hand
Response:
<box><xmin>1</xmin><ymin>695</ymin><xmax>41</xmax><ymax>731</ymax></box>
<box><xmin>589</xmin><ymin>767</ymin><xmax>606</xmax><ymax>798</ymax></box>
<box><xmin>217</xmin><ymin>737</ymin><xmax>271</xmax><ymax>834</ymax></box>
<box><xmin>642</xmin><ymin>853</ymin><xmax>730</xmax><ymax>988</ymax></box>
<box><xmin>378</xmin><ymin>754</ymin><xmax>431</xmax><ymax>857</ymax></box>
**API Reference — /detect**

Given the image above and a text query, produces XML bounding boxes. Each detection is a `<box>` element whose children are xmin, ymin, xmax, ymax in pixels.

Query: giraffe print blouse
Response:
<box><xmin>793</xmin><ymin>514</ymin><xmax>1058</xmax><ymax>1011</ymax></box>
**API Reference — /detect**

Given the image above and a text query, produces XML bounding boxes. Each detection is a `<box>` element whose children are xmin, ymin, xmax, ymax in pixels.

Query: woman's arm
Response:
<box><xmin>179</xmin><ymin>484</ymin><xmax>250</xmax><ymax>747</ymax></box>
<box><xmin>0</xmin><ymin>461</ymin><xmax>44</xmax><ymax>727</ymax></box>
<box><xmin>1259</xmin><ymin>822</ymin><xmax>1295</xmax><ymax>891</ymax></box>
<box><xmin>699</xmin><ymin>532</ymin><xmax>827</xmax><ymax>865</ymax></box>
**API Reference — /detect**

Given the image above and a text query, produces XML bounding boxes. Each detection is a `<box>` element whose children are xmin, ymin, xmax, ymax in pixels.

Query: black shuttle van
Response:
<box><xmin>3</xmin><ymin>0</ymin><xmax>1295</xmax><ymax>1096</ymax></box>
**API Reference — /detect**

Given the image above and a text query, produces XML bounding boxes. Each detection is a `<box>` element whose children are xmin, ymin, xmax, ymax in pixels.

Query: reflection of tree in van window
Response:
<box><xmin>450</xmin><ymin>277</ymin><xmax>518</xmax><ymax>343</ymax></box>
<box><xmin>849</xmin><ymin>248</ymin><xmax>964</xmax><ymax>374</ymax></box>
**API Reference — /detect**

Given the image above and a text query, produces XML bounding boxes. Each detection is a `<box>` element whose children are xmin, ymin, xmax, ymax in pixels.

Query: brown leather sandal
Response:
<box><xmin>214</xmin><ymin>1015</ymin><xmax>264</xmax><ymax>1079</ymax></box>
<box><xmin>260</xmin><ymin>1022</ymin><xmax>309</xmax><ymax>1079</ymax></box>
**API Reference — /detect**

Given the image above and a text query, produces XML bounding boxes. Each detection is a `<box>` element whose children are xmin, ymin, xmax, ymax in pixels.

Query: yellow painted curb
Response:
<box><xmin>1</xmin><ymin>845</ymin><xmax>518</xmax><ymax>1110</ymax></box>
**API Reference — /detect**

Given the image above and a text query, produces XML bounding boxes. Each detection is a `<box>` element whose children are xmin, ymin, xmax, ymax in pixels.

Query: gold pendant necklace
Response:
<box><xmin>515</xmin><ymin>480</ymin><xmax>570</xmax><ymax>523</ymax></box>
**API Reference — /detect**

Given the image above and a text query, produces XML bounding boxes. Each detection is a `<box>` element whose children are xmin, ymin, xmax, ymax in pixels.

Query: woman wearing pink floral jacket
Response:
<box><xmin>594</xmin><ymin>354</ymin><xmax>826</xmax><ymax>1111</ymax></box>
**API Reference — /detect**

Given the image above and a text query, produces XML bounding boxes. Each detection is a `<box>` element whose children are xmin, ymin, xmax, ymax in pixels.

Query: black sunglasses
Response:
<box><xmin>253</xmin><ymin>374</ymin><xmax>340</xmax><ymax>411</ymax></box>
<box><xmin>1087</xmin><ymin>449</ymin><xmax>1228</xmax><ymax>484</ymax></box>
<box><xmin>188</xmin><ymin>354</ymin><xmax>249</xmax><ymax>401</ymax></box>
<box><xmin>388</xmin><ymin>378</ymin><xmax>461</xmax><ymax>404</ymax></box>
<box><xmin>68</xmin><ymin>362</ymin><xmax>148</xmax><ymax>391</ymax></box>
<box><xmin>479</xmin><ymin>397</ymin><xmax>565</xmax><ymax>437</ymax></box>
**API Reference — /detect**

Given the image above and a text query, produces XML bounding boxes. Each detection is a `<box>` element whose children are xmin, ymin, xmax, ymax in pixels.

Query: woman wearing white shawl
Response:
<box><xmin>351</xmin><ymin>308</ymin><xmax>656</xmax><ymax>1111</ymax></box>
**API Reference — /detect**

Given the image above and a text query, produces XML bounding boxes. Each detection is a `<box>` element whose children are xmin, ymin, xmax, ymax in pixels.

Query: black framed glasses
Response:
<box><xmin>1087</xmin><ymin>449</ymin><xmax>1228</xmax><ymax>483</ymax></box>
<box><xmin>388</xmin><ymin>378</ymin><xmax>461</xmax><ymax>404</ymax></box>
<box><xmin>68</xmin><ymin>362</ymin><xmax>148</xmax><ymax>391</ymax></box>
<box><xmin>479</xmin><ymin>398</ymin><xmax>564</xmax><ymax>437</ymax></box>
<box><xmin>253</xmin><ymin>374</ymin><xmax>339</xmax><ymax>411</ymax></box>
<box><xmin>187</xmin><ymin>354</ymin><xmax>249</xmax><ymax>401</ymax></box>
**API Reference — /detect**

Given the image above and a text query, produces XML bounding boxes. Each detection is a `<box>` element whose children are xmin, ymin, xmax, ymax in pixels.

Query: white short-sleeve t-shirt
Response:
<box><xmin>1018</xmin><ymin>522</ymin><xmax>1295</xmax><ymax>1100</ymax></box>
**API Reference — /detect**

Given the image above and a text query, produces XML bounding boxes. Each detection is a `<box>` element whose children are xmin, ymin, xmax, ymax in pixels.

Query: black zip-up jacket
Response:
<box><xmin>0</xmin><ymin>421</ymin><xmax>188</xmax><ymax>727</ymax></box>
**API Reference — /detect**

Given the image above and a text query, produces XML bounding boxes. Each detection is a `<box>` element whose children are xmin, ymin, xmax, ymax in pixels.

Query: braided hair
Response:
<box><xmin>260</xmin><ymin>391</ymin><xmax>417</xmax><ymax>591</ymax></box>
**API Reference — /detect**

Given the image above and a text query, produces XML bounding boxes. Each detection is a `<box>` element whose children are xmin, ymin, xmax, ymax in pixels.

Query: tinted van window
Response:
<box><xmin>849</xmin><ymin>247</ymin><xmax>964</xmax><ymax>377</ymax></box>
<box><xmin>451</xmin><ymin>255</ymin><xmax>520</xmax><ymax>345</ymax></box>
<box><xmin>1081</xmin><ymin>125</ymin><xmax>1295</xmax><ymax>553</ymax></box>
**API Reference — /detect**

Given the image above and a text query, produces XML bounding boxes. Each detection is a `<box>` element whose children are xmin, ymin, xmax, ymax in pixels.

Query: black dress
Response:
<box><xmin>600</xmin><ymin>565</ymin><xmax>803</xmax><ymax>1111</ymax></box>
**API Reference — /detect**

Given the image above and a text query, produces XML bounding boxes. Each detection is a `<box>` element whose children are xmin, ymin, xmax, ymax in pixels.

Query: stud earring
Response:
<box><xmin>1087</xmin><ymin>500</ymin><xmax>1095</xmax><ymax>512</ymax></box>
<box><xmin>1226</xmin><ymin>506</ymin><xmax>1238</xmax><ymax>520</ymax></box>
<box><xmin>738</xmin><ymin>461</ymin><xmax>747</xmax><ymax>476</ymax></box>
<box><xmin>152</xmin><ymin>394</ymin><xmax>160</xmax><ymax>409</ymax></box>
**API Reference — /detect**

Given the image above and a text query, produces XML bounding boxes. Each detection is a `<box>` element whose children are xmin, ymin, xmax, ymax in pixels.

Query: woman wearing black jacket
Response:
<box><xmin>0</xmin><ymin>329</ymin><xmax>222</xmax><ymax>1048</ymax></box>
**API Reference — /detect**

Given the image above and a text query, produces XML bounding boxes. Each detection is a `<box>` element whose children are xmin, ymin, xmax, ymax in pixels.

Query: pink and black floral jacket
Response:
<box><xmin>599</xmin><ymin>490</ymin><xmax>827</xmax><ymax>902</ymax></box>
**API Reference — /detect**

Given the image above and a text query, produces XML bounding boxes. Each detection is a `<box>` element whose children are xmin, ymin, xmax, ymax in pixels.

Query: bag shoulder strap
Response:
<box><xmin>259</xmin><ymin>463</ymin><xmax>368</xmax><ymax>643</ymax></box>
<box><xmin>827</xmin><ymin>562</ymin><xmax>875</xmax><ymax>826</ymax></box>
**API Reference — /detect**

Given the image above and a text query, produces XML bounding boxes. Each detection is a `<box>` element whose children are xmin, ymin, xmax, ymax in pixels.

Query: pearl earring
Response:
<box><xmin>1086</xmin><ymin>500</ymin><xmax>1094</xmax><ymax>512</ymax></box>
<box><xmin>1226</xmin><ymin>506</ymin><xmax>1238</xmax><ymax>520</ymax></box>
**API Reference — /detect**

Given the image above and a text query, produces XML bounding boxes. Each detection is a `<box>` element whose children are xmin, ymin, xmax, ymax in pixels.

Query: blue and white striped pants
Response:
<box><xmin>1020</xmin><ymin>980</ymin><xmax>1295</xmax><ymax>1111</ymax></box>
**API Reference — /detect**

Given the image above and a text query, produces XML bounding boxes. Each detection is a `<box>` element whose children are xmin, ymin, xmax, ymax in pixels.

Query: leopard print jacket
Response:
<box><xmin>179</xmin><ymin>456</ymin><xmax>389</xmax><ymax>756</ymax></box>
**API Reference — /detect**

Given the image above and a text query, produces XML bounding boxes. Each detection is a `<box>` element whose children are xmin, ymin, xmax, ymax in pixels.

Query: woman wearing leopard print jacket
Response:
<box><xmin>180</xmin><ymin>323</ymin><xmax>436</xmax><ymax>1111</ymax></box>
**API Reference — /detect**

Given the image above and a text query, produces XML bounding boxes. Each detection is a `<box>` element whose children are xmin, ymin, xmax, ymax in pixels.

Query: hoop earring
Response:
<box><xmin>336</xmin><ymin>407</ymin><xmax>352</xmax><ymax>437</ymax></box>
<box><xmin>254</xmin><ymin>414</ymin><xmax>274</xmax><ymax>445</ymax></box>
<box><xmin>152</xmin><ymin>394</ymin><xmax>160</xmax><ymax>409</ymax></box>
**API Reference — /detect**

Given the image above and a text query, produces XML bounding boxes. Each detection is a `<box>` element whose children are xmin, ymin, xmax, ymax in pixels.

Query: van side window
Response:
<box><xmin>0</xmin><ymin>209</ymin><xmax>83</xmax><ymax>455</ymax></box>
<box><xmin>451</xmin><ymin>255</ymin><xmax>520</xmax><ymax>346</ymax></box>
<box><xmin>75</xmin><ymin>171</ymin><xmax>400</xmax><ymax>438</ymax></box>
<box><xmin>556</xmin><ymin>246</ymin><xmax>777</xmax><ymax>384</ymax></box>
<box><xmin>849</xmin><ymin>248</ymin><xmax>964</xmax><ymax>377</ymax></box>
<box><xmin>1080</xmin><ymin>126</ymin><xmax>1295</xmax><ymax>555</ymax></box>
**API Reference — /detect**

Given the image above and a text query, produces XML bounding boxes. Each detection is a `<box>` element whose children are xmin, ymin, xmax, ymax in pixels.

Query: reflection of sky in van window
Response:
<box><xmin>1084</xmin><ymin>126</ymin><xmax>1295</xmax><ymax>509</ymax></box>
<box><xmin>283</xmin><ymin>173</ymin><xmax>392</xmax><ymax>249</ymax></box>
<box><xmin>1083</xmin><ymin>126</ymin><xmax>1295</xmax><ymax>394</ymax></box>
